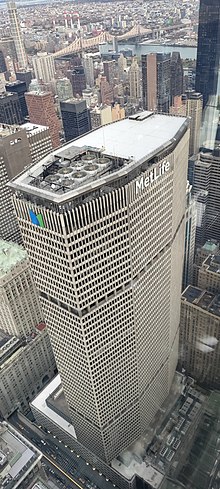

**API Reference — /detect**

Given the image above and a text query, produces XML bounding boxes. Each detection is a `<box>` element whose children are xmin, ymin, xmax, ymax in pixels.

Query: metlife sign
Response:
<box><xmin>136</xmin><ymin>160</ymin><xmax>170</xmax><ymax>195</ymax></box>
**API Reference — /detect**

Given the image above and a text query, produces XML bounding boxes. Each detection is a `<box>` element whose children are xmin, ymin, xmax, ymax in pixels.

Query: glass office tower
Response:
<box><xmin>195</xmin><ymin>0</ymin><xmax>220</xmax><ymax>150</ymax></box>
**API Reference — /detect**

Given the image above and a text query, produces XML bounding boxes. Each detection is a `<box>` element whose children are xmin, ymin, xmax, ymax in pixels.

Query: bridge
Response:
<box><xmin>53</xmin><ymin>24</ymin><xmax>152</xmax><ymax>58</ymax></box>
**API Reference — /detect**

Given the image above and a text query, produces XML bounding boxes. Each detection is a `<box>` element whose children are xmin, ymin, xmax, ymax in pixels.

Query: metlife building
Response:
<box><xmin>9</xmin><ymin>112</ymin><xmax>189</xmax><ymax>463</ymax></box>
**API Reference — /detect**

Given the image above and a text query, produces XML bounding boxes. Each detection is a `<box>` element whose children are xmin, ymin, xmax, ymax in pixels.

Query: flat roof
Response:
<box><xmin>21</xmin><ymin>123</ymin><xmax>49</xmax><ymax>135</ymax></box>
<box><xmin>0</xmin><ymin>422</ymin><xmax>41</xmax><ymax>489</ymax></box>
<box><xmin>0</xmin><ymin>240</ymin><xmax>27</xmax><ymax>279</ymax></box>
<box><xmin>10</xmin><ymin>113</ymin><xmax>188</xmax><ymax>204</ymax></box>
<box><xmin>30</xmin><ymin>375</ymin><xmax>76</xmax><ymax>439</ymax></box>
<box><xmin>182</xmin><ymin>286</ymin><xmax>220</xmax><ymax>317</ymax></box>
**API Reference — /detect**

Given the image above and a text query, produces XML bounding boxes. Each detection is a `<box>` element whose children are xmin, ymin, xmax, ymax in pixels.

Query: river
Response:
<box><xmin>101</xmin><ymin>42</ymin><xmax>197</xmax><ymax>60</ymax></box>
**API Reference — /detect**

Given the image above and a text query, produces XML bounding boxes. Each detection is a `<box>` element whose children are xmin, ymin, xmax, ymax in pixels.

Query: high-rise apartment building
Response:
<box><xmin>186</xmin><ymin>91</ymin><xmax>203</xmax><ymax>156</ymax></box>
<box><xmin>100</xmin><ymin>75</ymin><xmax>113</xmax><ymax>105</ymax></box>
<box><xmin>129</xmin><ymin>57</ymin><xmax>140</xmax><ymax>104</ymax></box>
<box><xmin>10</xmin><ymin>112</ymin><xmax>189</xmax><ymax>462</ymax></box>
<box><xmin>25</xmin><ymin>91</ymin><xmax>60</xmax><ymax>149</ymax></box>
<box><xmin>195</xmin><ymin>0</ymin><xmax>220</xmax><ymax>150</ymax></box>
<box><xmin>7</xmin><ymin>1</ymin><xmax>27</xmax><ymax>70</ymax></box>
<box><xmin>142</xmin><ymin>53</ymin><xmax>157</xmax><ymax>111</ymax></box>
<box><xmin>32</xmin><ymin>52</ymin><xmax>55</xmax><ymax>84</ymax></box>
<box><xmin>21</xmin><ymin>122</ymin><xmax>53</xmax><ymax>163</ymax></box>
<box><xmin>71</xmin><ymin>65</ymin><xmax>86</xmax><ymax>97</ymax></box>
<box><xmin>170</xmin><ymin>52</ymin><xmax>183</xmax><ymax>104</ymax></box>
<box><xmin>180</xmin><ymin>285</ymin><xmax>220</xmax><ymax>388</ymax></box>
<box><xmin>0</xmin><ymin>92</ymin><xmax>23</xmax><ymax>124</ymax></box>
<box><xmin>142</xmin><ymin>53</ymin><xmax>171</xmax><ymax>113</ymax></box>
<box><xmin>82</xmin><ymin>54</ymin><xmax>95</xmax><ymax>88</ymax></box>
<box><xmin>0</xmin><ymin>124</ymin><xmax>32</xmax><ymax>243</ymax></box>
<box><xmin>60</xmin><ymin>98</ymin><xmax>91</xmax><ymax>142</ymax></box>
<box><xmin>6</xmin><ymin>80</ymin><xmax>28</xmax><ymax>119</ymax></box>
<box><xmin>103</xmin><ymin>60</ymin><xmax>115</xmax><ymax>85</ymax></box>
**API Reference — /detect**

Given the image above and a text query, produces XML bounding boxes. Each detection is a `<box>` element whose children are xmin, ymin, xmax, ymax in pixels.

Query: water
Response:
<box><xmin>104</xmin><ymin>42</ymin><xmax>197</xmax><ymax>60</ymax></box>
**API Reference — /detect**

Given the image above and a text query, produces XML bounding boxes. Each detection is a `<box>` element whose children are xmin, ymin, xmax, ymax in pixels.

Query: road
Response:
<box><xmin>9</xmin><ymin>412</ymin><xmax>116</xmax><ymax>489</ymax></box>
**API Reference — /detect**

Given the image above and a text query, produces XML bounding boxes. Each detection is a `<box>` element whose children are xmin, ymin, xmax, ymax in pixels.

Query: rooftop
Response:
<box><xmin>182</xmin><ymin>285</ymin><xmax>220</xmax><ymax>317</ymax></box>
<box><xmin>0</xmin><ymin>421</ymin><xmax>41</xmax><ymax>489</ymax></box>
<box><xmin>202</xmin><ymin>239</ymin><xmax>219</xmax><ymax>253</ymax></box>
<box><xmin>10</xmin><ymin>112</ymin><xmax>188</xmax><ymax>204</ymax></box>
<box><xmin>21</xmin><ymin>122</ymin><xmax>49</xmax><ymax>136</ymax></box>
<box><xmin>0</xmin><ymin>240</ymin><xmax>27</xmax><ymax>279</ymax></box>
<box><xmin>202</xmin><ymin>253</ymin><xmax>220</xmax><ymax>274</ymax></box>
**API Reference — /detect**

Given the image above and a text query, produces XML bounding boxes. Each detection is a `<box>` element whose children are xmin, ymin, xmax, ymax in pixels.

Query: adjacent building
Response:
<box><xmin>142</xmin><ymin>53</ymin><xmax>171</xmax><ymax>113</ymax></box>
<box><xmin>182</xmin><ymin>183</ymin><xmax>197</xmax><ymax>290</ymax></box>
<box><xmin>197</xmin><ymin>253</ymin><xmax>220</xmax><ymax>293</ymax></box>
<box><xmin>21</xmin><ymin>122</ymin><xmax>53</xmax><ymax>163</ymax></box>
<box><xmin>195</xmin><ymin>0</ymin><xmax>220</xmax><ymax>150</ymax></box>
<box><xmin>129</xmin><ymin>57</ymin><xmax>140</xmax><ymax>104</ymax></box>
<box><xmin>60</xmin><ymin>98</ymin><xmax>91</xmax><ymax>142</ymax></box>
<box><xmin>32</xmin><ymin>52</ymin><xmax>55</xmax><ymax>84</ymax></box>
<box><xmin>82</xmin><ymin>54</ymin><xmax>95</xmax><ymax>88</ymax></box>
<box><xmin>170</xmin><ymin>52</ymin><xmax>183</xmax><ymax>105</ymax></box>
<box><xmin>56</xmin><ymin>77</ymin><xmax>73</xmax><ymax>102</ymax></box>
<box><xmin>7</xmin><ymin>1</ymin><xmax>27</xmax><ymax>70</ymax></box>
<box><xmin>90</xmin><ymin>105</ymin><xmax>112</xmax><ymax>129</ymax></box>
<box><xmin>71</xmin><ymin>65</ymin><xmax>86</xmax><ymax>97</ymax></box>
<box><xmin>25</xmin><ymin>91</ymin><xmax>60</xmax><ymax>149</ymax></box>
<box><xmin>0</xmin><ymin>92</ymin><xmax>23</xmax><ymax>124</ymax></box>
<box><xmin>6</xmin><ymin>80</ymin><xmax>28</xmax><ymax>119</ymax></box>
<box><xmin>192</xmin><ymin>147</ymin><xmax>220</xmax><ymax>243</ymax></box>
<box><xmin>10</xmin><ymin>112</ymin><xmax>189</xmax><ymax>462</ymax></box>
<box><xmin>180</xmin><ymin>285</ymin><xmax>220</xmax><ymax>388</ymax></box>
<box><xmin>0</xmin><ymin>240</ymin><xmax>56</xmax><ymax>418</ymax></box>
<box><xmin>0</xmin><ymin>124</ymin><xmax>32</xmax><ymax>243</ymax></box>
<box><xmin>186</xmin><ymin>91</ymin><xmax>203</xmax><ymax>156</ymax></box>
<box><xmin>0</xmin><ymin>422</ymin><xmax>42</xmax><ymax>488</ymax></box>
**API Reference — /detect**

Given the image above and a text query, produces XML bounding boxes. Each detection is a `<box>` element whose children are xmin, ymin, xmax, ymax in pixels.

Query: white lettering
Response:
<box><xmin>135</xmin><ymin>160</ymin><xmax>171</xmax><ymax>195</ymax></box>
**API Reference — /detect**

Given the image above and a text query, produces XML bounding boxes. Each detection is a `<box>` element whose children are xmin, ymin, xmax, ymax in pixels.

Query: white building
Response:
<box><xmin>21</xmin><ymin>123</ymin><xmax>53</xmax><ymax>163</ymax></box>
<box><xmin>7</xmin><ymin>1</ymin><xmax>27</xmax><ymax>70</ymax></box>
<box><xmin>10</xmin><ymin>112</ymin><xmax>189</xmax><ymax>463</ymax></box>
<box><xmin>32</xmin><ymin>52</ymin><xmax>55</xmax><ymax>84</ymax></box>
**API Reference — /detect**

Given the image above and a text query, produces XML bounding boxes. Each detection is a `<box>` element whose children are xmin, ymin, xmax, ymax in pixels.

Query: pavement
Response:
<box><xmin>9</xmin><ymin>412</ymin><xmax>117</xmax><ymax>489</ymax></box>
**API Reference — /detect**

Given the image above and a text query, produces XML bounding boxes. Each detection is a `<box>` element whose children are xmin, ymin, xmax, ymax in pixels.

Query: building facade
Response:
<box><xmin>186</xmin><ymin>91</ymin><xmax>203</xmax><ymax>156</ymax></box>
<box><xmin>82</xmin><ymin>55</ymin><xmax>95</xmax><ymax>88</ymax></box>
<box><xmin>10</xmin><ymin>112</ymin><xmax>189</xmax><ymax>463</ymax></box>
<box><xmin>7</xmin><ymin>1</ymin><xmax>27</xmax><ymax>70</ymax></box>
<box><xmin>6</xmin><ymin>80</ymin><xmax>28</xmax><ymax>119</ymax></box>
<box><xmin>25</xmin><ymin>91</ymin><xmax>60</xmax><ymax>149</ymax></box>
<box><xmin>32</xmin><ymin>52</ymin><xmax>55</xmax><ymax>84</ymax></box>
<box><xmin>180</xmin><ymin>285</ymin><xmax>220</xmax><ymax>388</ymax></box>
<box><xmin>0</xmin><ymin>92</ymin><xmax>23</xmax><ymax>124</ymax></box>
<box><xmin>129</xmin><ymin>57</ymin><xmax>140</xmax><ymax>104</ymax></box>
<box><xmin>195</xmin><ymin>0</ymin><xmax>220</xmax><ymax>150</ymax></box>
<box><xmin>182</xmin><ymin>183</ymin><xmax>197</xmax><ymax>290</ymax></box>
<box><xmin>0</xmin><ymin>124</ymin><xmax>32</xmax><ymax>243</ymax></box>
<box><xmin>0</xmin><ymin>240</ymin><xmax>44</xmax><ymax>337</ymax></box>
<box><xmin>60</xmin><ymin>98</ymin><xmax>91</xmax><ymax>142</ymax></box>
<box><xmin>142</xmin><ymin>53</ymin><xmax>171</xmax><ymax>113</ymax></box>
<box><xmin>21</xmin><ymin>123</ymin><xmax>53</xmax><ymax>163</ymax></box>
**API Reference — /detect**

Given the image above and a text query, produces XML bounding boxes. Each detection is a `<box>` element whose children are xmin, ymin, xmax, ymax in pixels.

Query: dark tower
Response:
<box><xmin>195</xmin><ymin>0</ymin><xmax>220</xmax><ymax>150</ymax></box>
<box><xmin>170</xmin><ymin>52</ymin><xmax>183</xmax><ymax>104</ymax></box>
<box><xmin>6</xmin><ymin>80</ymin><xmax>28</xmax><ymax>119</ymax></box>
<box><xmin>60</xmin><ymin>99</ymin><xmax>91</xmax><ymax>142</ymax></box>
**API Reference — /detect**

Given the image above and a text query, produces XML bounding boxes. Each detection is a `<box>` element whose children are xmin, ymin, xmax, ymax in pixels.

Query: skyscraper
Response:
<box><xmin>0</xmin><ymin>92</ymin><xmax>23</xmax><ymax>124</ymax></box>
<box><xmin>56</xmin><ymin>78</ymin><xmax>73</xmax><ymax>102</ymax></box>
<box><xmin>60</xmin><ymin>98</ymin><xmax>91</xmax><ymax>142</ymax></box>
<box><xmin>170</xmin><ymin>52</ymin><xmax>183</xmax><ymax>104</ymax></box>
<box><xmin>186</xmin><ymin>91</ymin><xmax>203</xmax><ymax>156</ymax></box>
<box><xmin>182</xmin><ymin>183</ymin><xmax>197</xmax><ymax>290</ymax></box>
<box><xmin>25</xmin><ymin>91</ymin><xmax>60</xmax><ymax>149</ymax></box>
<box><xmin>142</xmin><ymin>53</ymin><xmax>171</xmax><ymax>113</ymax></box>
<box><xmin>21</xmin><ymin>122</ymin><xmax>53</xmax><ymax>163</ymax></box>
<box><xmin>6</xmin><ymin>80</ymin><xmax>28</xmax><ymax>119</ymax></box>
<box><xmin>71</xmin><ymin>66</ymin><xmax>86</xmax><ymax>97</ymax></box>
<box><xmin>7</xmin><ymin>1</ymin><xmax>27</xmax><ymax>70</ymax></box>
<box><xmin>129</xmin><ymin>57</ymin><xmax>140</xmax><ymax>104</ymax></box>
<box><xmin>10</xmin><ymin>112</ymin><xmax>189</xmax><ymax>462</ymax></box>
<box><xmin>0</xmin><ymin>124</ymin><xmax>32</xmax><ymax>243</ymax></box>
<box><xmin>82</xmin><ymin>54</ymin><xmax>95</xmax><ymax>88</ymax></box>
<box><xmin>32</xmin><ymin>52</ymin><xmax>55</xmax><ymax>84</ymax></box>
<box><xmin>195</xmin><ymin>0</ymin><xmax>220</xmax><ymax>150</ymax></box>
